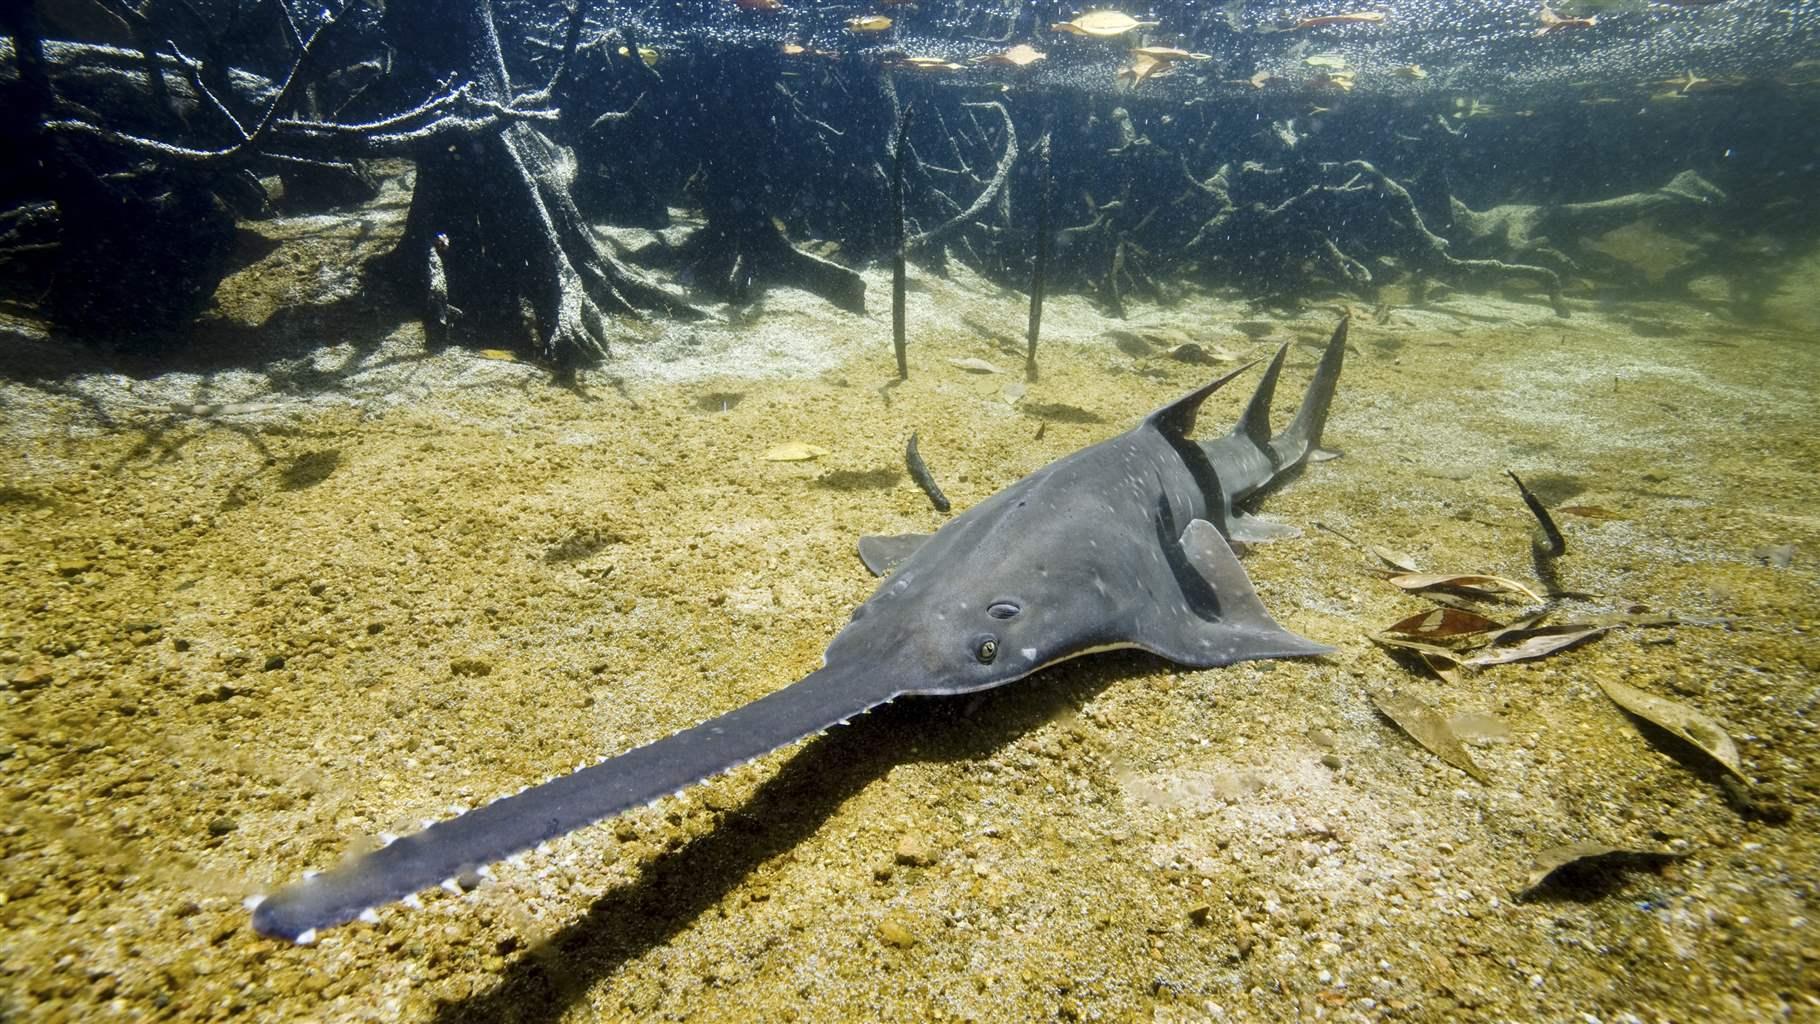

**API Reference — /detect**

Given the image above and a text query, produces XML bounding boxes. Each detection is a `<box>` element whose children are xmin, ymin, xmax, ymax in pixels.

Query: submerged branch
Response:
<box><xmin>907</xmin><ymin>101</ymin><xmax>1017</xmax><ymax>251</ymax></box>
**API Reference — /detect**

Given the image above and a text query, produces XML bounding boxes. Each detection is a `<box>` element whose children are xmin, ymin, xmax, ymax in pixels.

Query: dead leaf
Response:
<box><xmin>1555</xmin><ymin>505</ymin><xmax>1623</xmax><ymax>520</ymax></box>
<box><xmin>1370</xmin><ymin>633</ymin><xmax>1465</xmax><ymax>662</ymax></box>
<box><xmin>1367</xmin><ymin>688</ymin><xmax>1487</xmax><ymax>782</ymax></box>
<box><xmin>947</xmin><ymin>357</ymin><xmax>1003</xmax><ymax>374</ymax></box>
<box><xmin>1371</xmin><ymin>634</ymin><xmax>1466</xmax><ymax>685</ymax></box>
<box><xmin>1369</xmin><ymin>545</ymin><xmax>1420</xmax><ymax>572</ymax></box>
<box><xmin>1482</xmin><ymin>610</ymin><xmax>1552</xmax><ymax>644</ymax></box>
<box><xmin>1446</xmin><ymin>710</ymin><xmax>1511</xmax><ymax>744</ymax></box>
<box><xmin>1464</xmin><ymin>626</ymin><xmax>1608</xmax><ymax>666</ymax></box>
<box><xmin>1420</xmin><ymin>653</ymin><xmax>1462</xmax><ymax>685</ymax></box>
<box><xmin>1386</xmin><ymin>573</ymin><xmax>1542</xmax><ymax>602</ymax></box>
<box><xmin>1581</xmin><ymin>611</ymin><xmax>1679</xmax><ymax>630</ymax></box>
<box><xmin>763</xmin><ymin>442</ymin><xmax>831</xmax><ymax>462</ymax></box>
<box><xmin>477</xmin><ymin>348</ymin><xmax>518</xmax><ymax>362</ymax></box>
<box><xmin>1421</xmin><ymin>590</ymin><xmax>1493</xmax><ymax>613</ymax></box>
<box><xmin>1384</xmin><ymin>607</ymin><xmax>1503</xmax><ymax>644</ymax></box>
<box><xmin>1597</xmin><ymin>679</ymin><xmax>1745</xmax><ymax>780</ymax></box>
<box><xmin>1518</xmin><ymin>842</ymin><xmax>1685</xmax><ymax>900</ymax></box>
<box><xmin>1310</xmin><ymin>522</ymin><xmax>1417</xmax><ymax>571</ymax></box>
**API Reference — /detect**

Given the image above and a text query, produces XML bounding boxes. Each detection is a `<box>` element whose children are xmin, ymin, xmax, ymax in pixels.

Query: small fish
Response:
<box><xmin>847</xmin><ymin>15</ymin><xmax>893</xmax><ymax>32</ymax></box>
<box><xmin>1293</xmin><ymin>12</ymin><xmax>1386</xmax><ymax>29</ymax></box>
<box><xmin>1535</xmin><ymin>5</ymin><xmax>1597</xmax><ymax>35</ymax></box>
<box><xmin>886</xmin><ymin>55</ymin><xmax>966</xmax><ymax>73</ymax></box>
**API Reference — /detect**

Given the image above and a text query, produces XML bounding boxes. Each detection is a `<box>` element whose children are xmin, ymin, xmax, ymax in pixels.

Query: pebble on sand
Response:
<box><xmin>877</xmin><ymin>916</ymin><xmax>918</xmax><ymax>948</ymax></box>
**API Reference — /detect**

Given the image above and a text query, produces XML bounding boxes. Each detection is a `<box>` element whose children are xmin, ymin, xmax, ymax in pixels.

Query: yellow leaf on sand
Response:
<box><xmin>764</xmin><ymin>442</ymin><xmax>831</xmax><ymax>462</ymax></box>
<box><xmin>477</xmin><ymin>349</ymin><xmax>518</xmax><ymax>362</ymax></box>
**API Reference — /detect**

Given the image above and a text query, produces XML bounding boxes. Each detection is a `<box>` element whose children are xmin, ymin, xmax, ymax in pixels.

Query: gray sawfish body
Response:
<box><xmin>251</xmin><ymin>317</ymin><xmax>1349</xmax><ymax>942</ymax></box>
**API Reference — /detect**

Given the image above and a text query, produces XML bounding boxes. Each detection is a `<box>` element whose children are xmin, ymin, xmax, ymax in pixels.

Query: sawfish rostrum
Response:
<box><xmin>251</xmin><ymin>317</ymin><xmax>1349</xmax><ymax>942</ymax></box>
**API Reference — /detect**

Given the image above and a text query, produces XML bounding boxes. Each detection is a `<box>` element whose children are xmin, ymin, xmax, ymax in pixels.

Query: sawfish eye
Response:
<box><xmin>975</xmin><ymin>637</ymin><xmax>998</xmax><ymax>663</ymax></box>
<box><xmin>987</xmin><ymin>601</ymin><xmax>1020</xmax><ymax>620</ymax></box>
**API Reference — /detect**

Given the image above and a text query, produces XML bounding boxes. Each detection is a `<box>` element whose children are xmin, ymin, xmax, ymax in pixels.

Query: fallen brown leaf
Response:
<box><xmin>1386</xmin><ymin>573</ymin><xmax>1542</xmax><ymax>603</ymax></box>
<box><xmin>1384</xmin><ymin>607</ymin><xmax>1504</xmax><ymax>643</ymax></box>
<box><xmin>1368</xmin><ymin>688</ymin><xmax>1487</xmax><ymax>782</ymax></box>
<box><xmin>1597</xmin><ymin>679</ymin><xmax>1745</xmax><ymax>780</ymax></box>
<box><xmin>1518</xmin><ymin>842</ymin><xmax>1684</xmax><ymax>900</ymax></box>
<box><xmin>1464</xmin><ymin>626</ymin><xmax>1608</xmax><ymax>666</ymax></box>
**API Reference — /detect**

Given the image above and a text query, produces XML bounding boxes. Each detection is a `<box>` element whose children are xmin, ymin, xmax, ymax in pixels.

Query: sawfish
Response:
<box><xmin>250</xmin><ymin>316</ymin><xmax>1349</xmax><ymax>942</ymax></box>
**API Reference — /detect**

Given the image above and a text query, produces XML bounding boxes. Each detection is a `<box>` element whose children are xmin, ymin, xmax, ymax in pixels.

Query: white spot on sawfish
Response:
<box><xmin>378</xmin><ymin>833</ymin><xmax>397</xmax><ymax>847</ymax></box>
<box><xmin>303</xmin><ymin>870</ymin><xmax>321</xmax><ymax>881</ymax></box>
<box><xmin>448</xmin><ymin>804</ymin><xmax>469</xmax><ymax>816</ymax></box>
<box><xmin>508</xmin><ymin>855</ymin><xmax>527</xmax><ymax>869</ymax></box>
<box><xmin>536</xmin><ymin>843</ymin><xmax>553</xmax><ymax>857</ymax></box>
<box><xmin>478</xmin><ymin>866</ymin><xmax>494</xmax><ymax>879</ymax></box>
<box><xmin>575</xmin><ymin>762</ymin><xmax>589</xmax><ymax>773</ymax></box>
<box><xmin>1021</xmin><ymin>647</ymin><xmax>1037</xmax><ymax>660</ymax></box>
<box><xmin>243</xmin><ymin>894</ymin><xmax>267</xmax><ymax>911</ymax></box>
<box><xmin>421</xmin><ymin>819</ymin><xmax>437</xmax><ymax>831</ymax></box>
<box><xmin>358</xmin><ymin>908</ymin><xmax>381</xmax><ymax>924</ymax></box>
<box><xmin>296</xmin><ymin>928</ymin><xmax>318</xmax><ymax>946</ymax></box>
<box><xmin>403</xmin><ymin>894</ymin><xmax>424</xmax><ymax>910</ymax></box>
<box><xmin>441</xmin><ymin>878</ymin><xmax>462</xmax><ymax>895</ymax></box>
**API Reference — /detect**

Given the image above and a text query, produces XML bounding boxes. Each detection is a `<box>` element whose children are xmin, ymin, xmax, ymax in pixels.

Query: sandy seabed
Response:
<box><xmin>1</xmin><ymin>202</ymin><xmax>1816</xmax><ymax>1023</ymax></box>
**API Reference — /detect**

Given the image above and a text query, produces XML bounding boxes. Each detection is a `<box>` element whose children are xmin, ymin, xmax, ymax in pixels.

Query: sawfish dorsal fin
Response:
<box><xmin>1145</xmin><ymin>361</ymin><xmax>1256</xmax><ymax>439</ymax></box>
<box><xmin>1233</xmin><ymin>345</ymin><xmax>1290</xmax><ymax>449</ymax></box>
<box><xmin>858</xmin><ymin>533</ymin><xmax>931</xmax><ymax>576</ymax></box>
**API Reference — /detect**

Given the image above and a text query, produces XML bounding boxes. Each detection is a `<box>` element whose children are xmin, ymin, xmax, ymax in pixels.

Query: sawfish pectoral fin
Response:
<box><xmin>858</xmin><ymin>533</ymin><xmax>931</xmax><ymax>576</ymax></box>
<box><xmin>1149</xmin><ymin>518</ymin><xmax>1334</xmax><ymax>667</ymax></box>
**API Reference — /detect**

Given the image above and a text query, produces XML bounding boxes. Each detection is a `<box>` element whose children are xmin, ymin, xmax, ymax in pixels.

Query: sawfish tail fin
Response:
<box><xmin>249</xmin><ymin>665</ymin><xmax>900</xmax><ymax>943</ymax></box>
<box><xmin>1268</xmin><ymin>314</ymin><xmax>1348</xmax><ymax>467</ymax></box>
